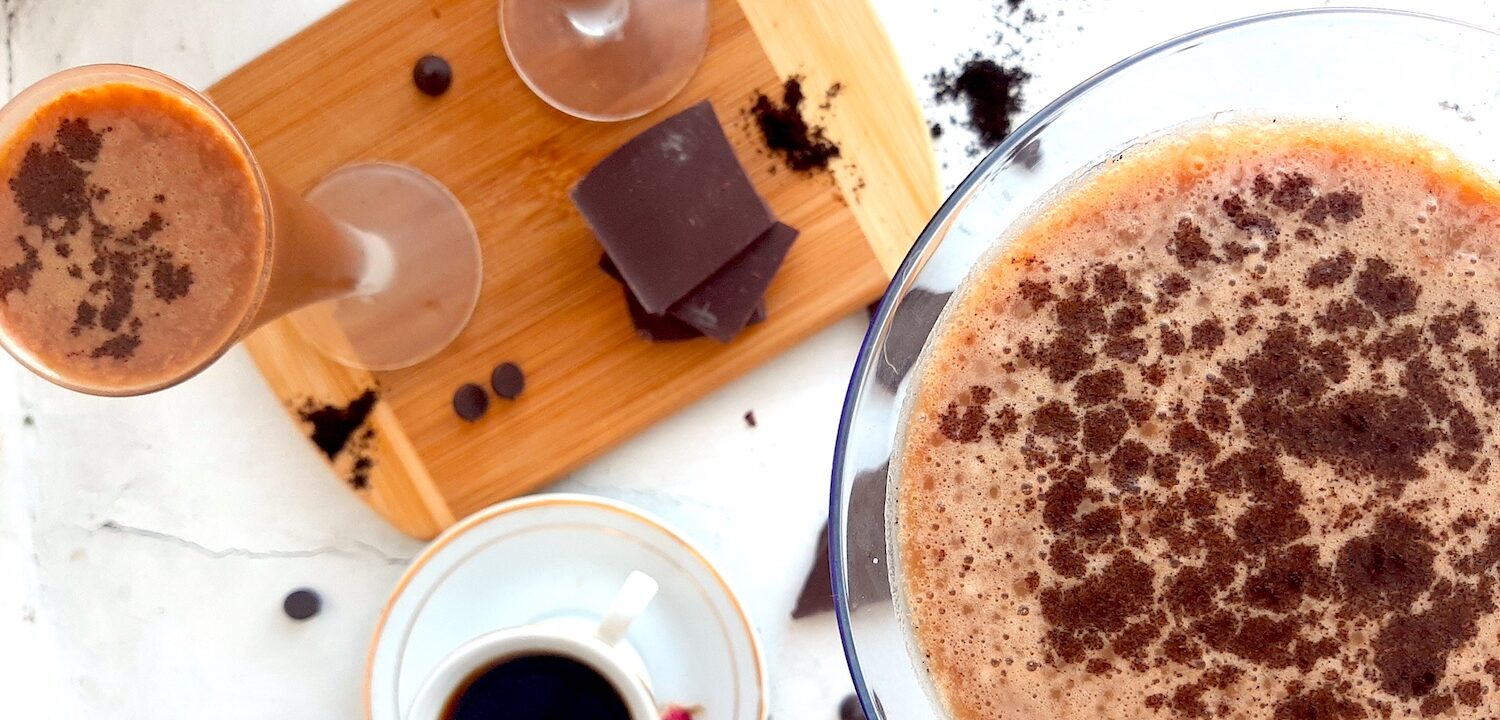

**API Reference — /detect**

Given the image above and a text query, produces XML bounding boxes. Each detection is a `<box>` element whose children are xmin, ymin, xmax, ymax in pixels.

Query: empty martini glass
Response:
<box><xmin>499</xmin><ymin>0</ymin><xmax>710</xmax><ymax>121</ymax></box>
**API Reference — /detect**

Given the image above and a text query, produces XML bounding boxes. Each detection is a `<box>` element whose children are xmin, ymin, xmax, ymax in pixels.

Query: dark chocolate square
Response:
<box><xmin>572</xmin><ymin>101</ymin><xmax>775</xmax><ymax>314</ymax></box>
<box><xmin>669</xmin><ymin>222</ymin><xmax>797</xmax><ymax>342</ymax></box>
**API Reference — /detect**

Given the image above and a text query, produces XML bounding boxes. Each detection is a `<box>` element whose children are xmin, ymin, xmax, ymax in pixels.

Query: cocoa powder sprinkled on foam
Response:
<box><xmin>3</xmin><ymin>117</ymin><xmax>195</xmax><ymax>360</ymax></box>
<box><xmin>897</xmin><ymin>123</ymin><xmax>1500</xmax><ymax>720</ymax></box>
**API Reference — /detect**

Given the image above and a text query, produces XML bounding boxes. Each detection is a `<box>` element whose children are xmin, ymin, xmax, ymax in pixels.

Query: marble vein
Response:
<box><xmin>95</xmin><ymin>520</ymin><xmax>412</xmax><ymax>565</ymax></box>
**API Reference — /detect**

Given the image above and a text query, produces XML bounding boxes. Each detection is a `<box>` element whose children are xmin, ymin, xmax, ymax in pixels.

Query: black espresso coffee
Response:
<box><xmin>441</xmin><ymin>654</ymin><xmax>630</xmax><ymax>720</ymax></box>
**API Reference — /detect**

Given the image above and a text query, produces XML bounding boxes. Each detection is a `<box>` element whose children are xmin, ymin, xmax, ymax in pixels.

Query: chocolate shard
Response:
<box><xmin>792</xmin><ymin>523</ymin><xmax>835</xmax><ymax>619</ymax></box>
<box><xmin>572</xmin><ymin>100</ymin><xmax>775</xmax><ymax>314</ymax></box>
<box><xmin>668</xmin><ymin>222</ymin><xmax>798</xmax><ymax>342</ymax></box>
<box><xmin>623</xmin><ymin>286</ymin><xmax>706</xmax><ymax>342</ymax></box>
<box><xmin>599</xmin><ymin>255</ymin><xmax>765</xmax><ymax>341</ymax></box>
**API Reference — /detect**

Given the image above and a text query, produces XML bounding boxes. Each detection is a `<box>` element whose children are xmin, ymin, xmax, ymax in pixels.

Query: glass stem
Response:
<box><xmin>249</xmin><ymin>179</ymin><xmax>388</xmax><ymax>329</ymax></box>
<box><xmin>344</xmin><ymin>223</ymin><xmax>397</xmax><ymax>297</ymax></box>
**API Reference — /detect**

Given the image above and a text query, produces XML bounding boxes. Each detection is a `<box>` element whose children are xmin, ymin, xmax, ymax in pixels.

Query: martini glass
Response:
<box><xmin>831</xmin><ymin>9</ymin><xmax>1500</xmax><ymax>719</ymax></box>
<box><xmin>0</xmin><ymin>65</ymin><xmax>482</xmax><ymax>395</ymax></box>
<box><xmin>499</xmin><ymin>0</ymin><xmax>710</xmax><ymax>121</ymax></box>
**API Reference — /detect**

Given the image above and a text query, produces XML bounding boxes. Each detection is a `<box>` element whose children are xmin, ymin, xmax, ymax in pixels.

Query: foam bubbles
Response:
<box><xmin>897</xmin><ymin>121</ymin><xmax>1500</xmax><ymax>720</ymax></box>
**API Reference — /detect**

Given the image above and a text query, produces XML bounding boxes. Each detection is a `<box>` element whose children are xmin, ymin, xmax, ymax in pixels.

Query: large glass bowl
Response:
<box><xmin>830</xmin><ymin>9</ymin><xmax>1500</xmax><ymax>720</ymax></box>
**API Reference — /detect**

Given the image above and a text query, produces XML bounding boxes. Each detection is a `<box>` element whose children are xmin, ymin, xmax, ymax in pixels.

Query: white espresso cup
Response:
<box><xmin>406</xmin><ymin>570</ymin><xmax>661</xmax><ymax>720</ymax></box>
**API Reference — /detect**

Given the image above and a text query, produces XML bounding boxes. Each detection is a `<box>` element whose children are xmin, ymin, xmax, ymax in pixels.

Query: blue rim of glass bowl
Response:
<box><xmin>826</xmin><ymin>7</ymin><xmax>1481</xmax><ymax>718</ymax></box>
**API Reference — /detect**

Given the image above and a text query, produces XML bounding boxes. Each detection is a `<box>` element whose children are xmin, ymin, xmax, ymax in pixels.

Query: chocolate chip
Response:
<box><xmin>453</xmin><ymin>383</ymin><xmax>489</xmax><ymax>421</ymax></box>
<box><xmin>490</xmin><ymin>362</ymin><xmax>525</xmax><ymax>400</ymax></box>
<box><xmin>283</xmin><ymin>588</ymin><xmax>321</xmax><ymax>621</ymax></box>
<box><xmin>412</xmin><ymin>54</ymin><xmax>452</xmax><ymax>96</ymax></box>
<box><xmin>744</xmin><ymin>410</ymin><xmax>757</xmax><ymax>428</ymax></box>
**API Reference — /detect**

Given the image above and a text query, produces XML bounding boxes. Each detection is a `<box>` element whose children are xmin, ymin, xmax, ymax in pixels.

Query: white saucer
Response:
<box><xmin>365</xmin><ymin>493</ymin><xmax>768</xmax><ymax>720</ymax></box>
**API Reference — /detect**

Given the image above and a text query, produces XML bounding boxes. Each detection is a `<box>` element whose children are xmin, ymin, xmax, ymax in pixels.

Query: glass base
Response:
<box><xmin>291</xmin><ymin>163</ymin><xmax>482</xmax><ymax>371</ymax></box>
<box><xmin>500</xmin><ymin>0</ymin><xmax>709</xmax><ymax>122</ymax></box>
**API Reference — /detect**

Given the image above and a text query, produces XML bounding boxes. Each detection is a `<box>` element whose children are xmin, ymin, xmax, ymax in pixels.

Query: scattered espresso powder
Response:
<box><xmin>1222</xmin><ymin>195</ymin><xmax>1278</xmax><ymax>237</ymax></box>
<box><xmin>930</xmin><ymin>54</ymin><xmax>1031</xmax><ymax>154</ymax></box>
<box><xmin>298</xmin><ymin>391</ymin><xmax>379</xmax><ymax>490</ymax></box>
<box><xmin>1269</xmin><ymin>173</ymin><xmax>1315</xmax><ymax>211</ymax></box>
<box><xmin>151</xmin><ymin>258</ymin><xmax>193</xmax><ymax>301</ymax></box>
<box><xmin>299</xmin><ymin>389</ymin><xmax>379</xmax><ymax>460</ymax></box>
<box><xmin>1353</xmin><ymin>257</ymin><xmax>1420</xmax><ymax>319</ymax></box>
<box><xmin>1074</xmin><ymin>368</ymin><xmax>1124</xmax><ymax>406</ymax></box>
<box><xmin>1453</xmin><ymin>679</ymin><xmax>1484</xmax><ymax>707</ymax></box>
<box><xmin>349</xmin><ymin>454</ymin><xmax>374</xmax><ymax>491</ymax></box>
<box><xmin>750</xmin><ymin>77</ymin><xmax>841</xmax><ymax>173</ymax></box>
<box><xmin>940</xmin><ymin>399</ymin><xmax>989</xmax><ymax>443</ymax></box>
<box><xmin>1031</xmin><ymin>400</ymin><xmax>1079</xmax><ymax>439</ymax></box>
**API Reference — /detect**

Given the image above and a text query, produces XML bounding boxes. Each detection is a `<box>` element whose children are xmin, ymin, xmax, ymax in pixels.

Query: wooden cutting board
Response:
<box><xmin>209</xmin><ymin>0</ymin><xmax>939</xmax><ymax>539</ymax></box>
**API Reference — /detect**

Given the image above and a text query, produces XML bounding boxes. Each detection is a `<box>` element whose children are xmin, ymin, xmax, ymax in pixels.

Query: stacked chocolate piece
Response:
<box><xmin>572</xmin><ymin>101</ymin><xmax>798</xmax><ymax>343</ymax></box>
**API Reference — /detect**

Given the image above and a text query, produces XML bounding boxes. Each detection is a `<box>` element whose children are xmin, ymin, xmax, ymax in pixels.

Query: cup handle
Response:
<box><xmin>595</xmin><ymin>570</ymin><xmax>659</xmax><ymax>647</ymax></box>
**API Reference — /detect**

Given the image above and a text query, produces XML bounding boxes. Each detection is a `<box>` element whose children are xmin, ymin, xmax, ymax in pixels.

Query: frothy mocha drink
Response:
<box><xmin>0</xmin><ymin>82</ymin><xmax>267</xmax><ymax>392</ymax></box>
<box><xmin>897</xmin><ymin>123</ymin><xmax>1500</xmax><ymax>719</ymax></box>
<box><xmin>0</xmin><ymin>74</ymin><xmax>369</xmax><ymax>395</ymax></box>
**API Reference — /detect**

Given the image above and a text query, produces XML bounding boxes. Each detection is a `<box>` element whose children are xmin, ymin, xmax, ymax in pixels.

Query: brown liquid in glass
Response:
<box><xmin>0</xmin><ymin>82</ymin><xmax>265</xmax><ymax>392</ymax></box>
<box><xmin>898</xmin><ymin>122</ymin><xmax>1500</xmax><ymax>719</ymax></box>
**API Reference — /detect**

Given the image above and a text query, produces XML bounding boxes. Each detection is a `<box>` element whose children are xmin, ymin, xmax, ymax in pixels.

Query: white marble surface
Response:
<box><xmin>2</xmin><ymin>0</ymin><xmax>1500</xmax><ymax>718</ymax></box>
